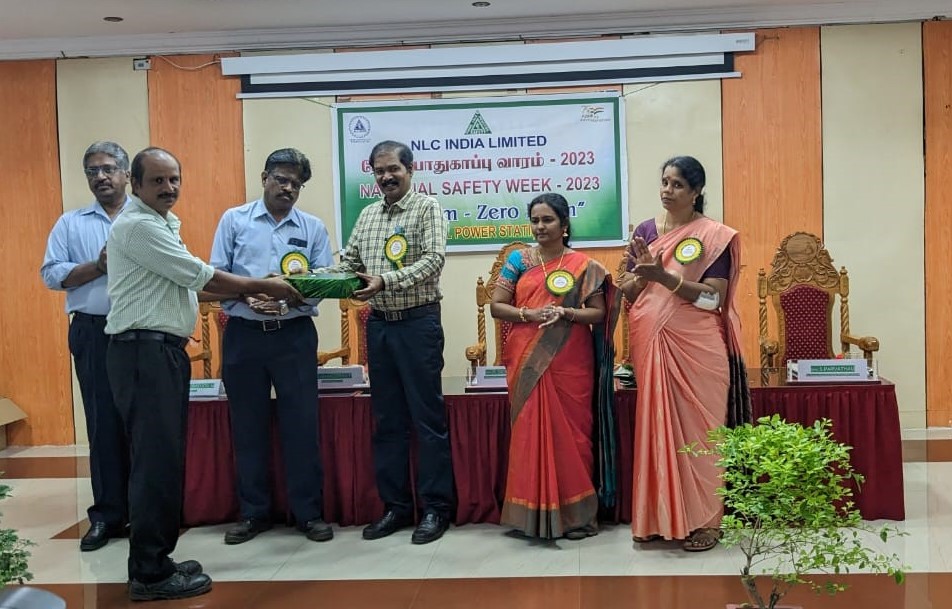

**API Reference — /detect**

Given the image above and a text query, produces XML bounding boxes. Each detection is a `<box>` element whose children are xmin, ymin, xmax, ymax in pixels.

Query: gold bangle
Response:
<box><xmin>569</xmin><ymin>308</ymin><xmax>578</xmax><ymax>322</ymax></box>
<box><xmin>519</xmin><ymin>306</ymin><xmax>527</xmax><ymax>322</ymax></box>
<box><xmin>670</xmin><ymin>273</ymin><xmax>684</xmax><ymax>293</ymax></box>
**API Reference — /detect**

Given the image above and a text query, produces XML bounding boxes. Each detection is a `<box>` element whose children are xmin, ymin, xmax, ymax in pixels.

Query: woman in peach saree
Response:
<box><xmin>619</xmin><ymin>156</ymin><xmax>750</xmax><ymax>552</ymax></box>
<box><xmin>490</xmin><ymin>193</ymin><xmax>620</xmax><ymax>540</ymax></box>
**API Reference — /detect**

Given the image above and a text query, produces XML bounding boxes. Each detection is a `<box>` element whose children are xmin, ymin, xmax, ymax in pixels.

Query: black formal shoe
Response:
<box><xmin>223</xmin><ymin>519</ymin><xmax>272</xmax><ymax>545</ymax></box>
<box><xmin>81</xmin><ymin>522</ymin><xmax>114</xmax><ymax>552</ymax></box>
<box><xmin>411</xmin><ymin>513</ymin><xmax>449</xmax><ymax>545</ymax></box>
<box><xmin>128</xmin><ymin>571</ymin><xmax>212</xmax><ymax>601</ymax></box>
<box><xmin>175</xmin><ymin>560</ymin><xmax>203</xmax><ymax>576</ymax></box>
<box><xmin>362</xmin><ymin>510</ymin><xmax>413</xmax><ymax>540</ymax></box>
<box><xmin>301</xmin><ymin>519</ymin><xmax>333</xmax><ymax>542</ymax></box>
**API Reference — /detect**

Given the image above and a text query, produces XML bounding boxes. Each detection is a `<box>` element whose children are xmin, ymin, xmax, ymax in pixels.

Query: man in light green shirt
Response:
<box><xmin>105</xmin><ymin>147</ymin><xmax>300</xmax><ymax>602</ymax></box>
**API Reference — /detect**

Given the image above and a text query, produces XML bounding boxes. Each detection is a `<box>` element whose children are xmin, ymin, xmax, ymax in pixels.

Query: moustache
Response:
<box><xmin>382</xmin><ymin>179</ymin><xmax>399</xmax><ymax>187</ymax></box>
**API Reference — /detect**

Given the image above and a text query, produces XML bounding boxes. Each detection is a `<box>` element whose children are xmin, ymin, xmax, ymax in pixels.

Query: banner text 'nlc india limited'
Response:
<box><xmin>333</xmin><ymin>94</ymin><xmax>629</xmax><ymax>253</ymax></box>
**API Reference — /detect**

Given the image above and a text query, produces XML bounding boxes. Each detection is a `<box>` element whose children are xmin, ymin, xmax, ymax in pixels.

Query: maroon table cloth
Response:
<box><xmin>184</xmin><ymin>394</ymin><xmax>383</xmax><ymax>527</ymax></box>
<box><xmin>182</xmin><ymin>379</ymin><xmax>904</xmax><ymax>527</ymax></box>
<box><xmin>749</xmin><ymin>380</ymin><xmax>905</xmax><ymax>520</ymax></box>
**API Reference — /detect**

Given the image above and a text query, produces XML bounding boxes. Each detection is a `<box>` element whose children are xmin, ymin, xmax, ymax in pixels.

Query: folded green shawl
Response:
<box><xmin>283</xmin><ymin>273</ymin><xmax>363</xmax><ymax>299</ymax></box>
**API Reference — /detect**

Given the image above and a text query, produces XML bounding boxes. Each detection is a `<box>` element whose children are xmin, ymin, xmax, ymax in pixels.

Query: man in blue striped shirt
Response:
<box><xmin>40</xmin><ymin>141</ymin><xmax>131</xmax><ymax>552</ymax></box>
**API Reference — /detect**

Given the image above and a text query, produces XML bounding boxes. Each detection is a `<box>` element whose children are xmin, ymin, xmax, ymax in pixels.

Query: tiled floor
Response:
<box><xmin>0</xmin><ymin>433</ymin><xmax>949</xmax><ymax>608</ymax></box>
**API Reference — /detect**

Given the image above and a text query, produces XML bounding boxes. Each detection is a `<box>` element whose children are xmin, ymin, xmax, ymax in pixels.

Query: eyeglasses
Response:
<box><xmin>84</xmin><ymin>165</ymin><xmax>121</xmax><ymax>178</ymax></box>
<box><xmin>269</xmin><ymin>174</ymin><xmax>304</xmax><ymax>191</ymax></box>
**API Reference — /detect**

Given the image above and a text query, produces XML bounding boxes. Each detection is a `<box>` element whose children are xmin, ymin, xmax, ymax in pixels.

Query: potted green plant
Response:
<box><xmin>687</xmin><ymin>415</ymin><xmax>906</xmax><ymax>609</ymax></box>
<box><xmin>0</xmin><ymin>481</ymin><xmax>32</xmax><ymax>586</ymax></box>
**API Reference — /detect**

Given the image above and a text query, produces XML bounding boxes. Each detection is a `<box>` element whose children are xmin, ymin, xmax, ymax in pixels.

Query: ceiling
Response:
<box><xmin>0</xmin><ymin>0</ymin><xmax>947</xmax><ymax>59</ymax></box>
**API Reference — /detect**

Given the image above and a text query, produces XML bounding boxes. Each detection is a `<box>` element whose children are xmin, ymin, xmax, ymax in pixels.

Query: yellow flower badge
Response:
<box><xmin>280</xmin><ymin>251</ymin><xmax>309</xmax><ymax>274</ymax></box>
<box><xmin>545</xmin><ymin>269</ymin><xmax>576</xmax><ymax>296</ymax></box>
<box><xmin>674</xmin><ymin>238</ymin><xmax>703</xmax><ymax>265</ymax></box>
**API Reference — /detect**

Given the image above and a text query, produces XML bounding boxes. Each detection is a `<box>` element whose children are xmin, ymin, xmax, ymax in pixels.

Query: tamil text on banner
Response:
<box><xmin>332</xmin><ymin>94</ymin><xmax>628</xmax><ymax>253</ymax></box>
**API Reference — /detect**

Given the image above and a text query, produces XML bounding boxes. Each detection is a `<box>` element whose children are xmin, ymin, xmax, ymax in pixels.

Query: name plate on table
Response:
<box><xmin>189</xmin><ymin>379</ymin><xmax>226</xmax><ymax>399</ymax></box>
<box><xmin>318</xmin><ymin>365</ymin><xmax>368</xmax><ymax>390</ymax></box>
<box><xmin>471</xmin><ymin>366</ymin><xmax>508</xmax><ymax>389</ymax></box>
<box><xmin>788</xmin><ymin>359</ymin><xmax>878</xmax><ymax>383</ymax></box>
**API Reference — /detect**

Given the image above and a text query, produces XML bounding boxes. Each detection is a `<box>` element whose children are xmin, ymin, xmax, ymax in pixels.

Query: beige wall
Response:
<box><xmin>241</xmin><ymin>96</ymin><xmax>345</xmax><ymax>354</ymax></box>
<box><xmin>55</xmin><ymin>57</ymin><xmax>150</xmax><ymax>444</ymax></box>
<box><xmin>820</xmin><ymin>23</ymin><xmax>925</xmax><ymax>428</ymax></box>
<box><xmin>622</xmin><ymin>80</ymin><xmax>724</xmax><ymax>226</ymax></box>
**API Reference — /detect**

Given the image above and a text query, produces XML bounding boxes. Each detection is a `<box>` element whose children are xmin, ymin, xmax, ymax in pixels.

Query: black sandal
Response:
<box><xmin>683</xmin><ymin>528</ymin><xmax>722</xmax><ymax>552</ymax></box>
<box><xmin>565</xmin><ymin>525</ymin><xmax>598</xmax><ymax>540</ymax></box>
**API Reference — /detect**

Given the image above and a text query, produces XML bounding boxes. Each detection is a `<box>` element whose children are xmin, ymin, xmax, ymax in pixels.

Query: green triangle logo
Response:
<box><xmin>464</xmin><ymin>111</ymin><xmax>492</xmax><ymax>135</ymax></box>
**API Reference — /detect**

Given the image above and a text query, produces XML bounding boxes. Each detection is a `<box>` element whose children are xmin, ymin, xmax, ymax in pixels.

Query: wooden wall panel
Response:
<box><xmin>147</xmin><ymin>54</ymin><xmax>245</xmax><ymax>376</ymax></box>
<box><xmin>722</xmin><ymin>27</ymin><xmax>824</xmax><ymax>364</ymax></box>
<box><xmin>0</xmin><ymin>60</ymin><xmax>74</xmax><ymax>444</ymax></box>
<box><xmin>924</xmin><ymin>22</ymin><xmax>952</xmax><ymax>426</ymax></box>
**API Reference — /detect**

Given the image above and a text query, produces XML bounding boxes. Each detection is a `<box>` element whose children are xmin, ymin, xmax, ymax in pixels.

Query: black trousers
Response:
<box><xmin>69</xmin><ymin>313</ymin><xmax>128</xmax><ymax>528</ymax></box>
<box><xmin>221</xmin><ymin>316</ymin><xmax>323</xmax><ymax>524</ymax></box>
<box><xmin>366</xmin><ymin>306</ymin><xmax>454</xmax><ymax>519</ymax></box>
<box><xmin>106</xmin><ymin>338</ymin><xmax>190</xmax><ymax>584</ymax></box>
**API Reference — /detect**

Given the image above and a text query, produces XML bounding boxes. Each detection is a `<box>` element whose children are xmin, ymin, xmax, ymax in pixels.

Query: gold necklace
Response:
<box><xmin>539</xmin><ymin>246</ymin><xmax>565</xmax><ymax>275</ymax></box>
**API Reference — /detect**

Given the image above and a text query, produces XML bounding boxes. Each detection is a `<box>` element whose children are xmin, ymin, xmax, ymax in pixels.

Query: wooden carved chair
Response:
<box><xmin>464</xmin><ymin>241</ymin><xmax>531</xmax><ymax>372</ymax></box>
<box><xmin>615</xmin><ymin>255</ymin><xmax>633</xmax><ymax>367</ymax></box>
<box><xmin>758</xmin><ymin>231</ymin><xmax>879</xmax><ymax>369</ymax></box>
<box><xmin>197</xmin><ymin>298</ymin><xmax>368</xmax><ymax>375</ymax></box>
<box><xmin>188</xmin><ymin>301</ymin><xmax>220</xmax><ymax>379</ymax></box>
<box><xmin>318</xmin><ymin>298</ymin><xmax>370</xmax><ymax>366</ymax></box>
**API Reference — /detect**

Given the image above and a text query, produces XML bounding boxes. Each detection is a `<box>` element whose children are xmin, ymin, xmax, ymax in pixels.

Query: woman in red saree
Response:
<box><xmin>490</xmin><ymin>193</ymin><xmax>619</xmax><ymax>540</ymax></box>
<box><xmin>620</xmin><ymin>156</ymin><xmax>750</xmax><ymax>552</ymax></box>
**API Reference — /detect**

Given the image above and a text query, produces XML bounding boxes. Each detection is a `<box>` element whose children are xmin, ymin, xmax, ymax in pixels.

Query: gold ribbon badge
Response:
<box><xmin>385</xmin><ymin>234</ymin><xmax>408</xmax><ymax>269</ymax></box>
<box><xmin>674</xmin><ymin>238</ymin><xmax>703</xmax><ymax>265</ymax></box>
<box><xmin>545</xmin><ymin>269</ymin><xmax>576</xmax><ymax>296</ymax></box>
<box><xmin>280</xmin><ymin>251</ymin><xmax>309</xmax><ymax>275</ymax></box>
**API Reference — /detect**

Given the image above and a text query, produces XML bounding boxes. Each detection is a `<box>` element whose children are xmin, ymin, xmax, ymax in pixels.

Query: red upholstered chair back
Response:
<box><xmin>465</xmin><ymin>242</ymin><xmax>531</xmax><ymax>371</ymax></box>
<box><xmin>757</xmin><ymin>231</ymin><xmax>878</xmax><ymax>369</ymax></box>
<box><xmin>497</xmin><ymin>321</ymin><xmax>514</xmax><ymax>364</ymax></box>
<box><xmin>778</xmin><ymin>284</ymin><xmax>834</xmax><ymax>362</ymax></box>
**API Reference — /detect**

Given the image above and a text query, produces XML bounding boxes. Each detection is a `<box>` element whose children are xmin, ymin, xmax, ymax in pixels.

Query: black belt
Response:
<box><xmin>370</xmin><ymin>303</ymin><xmax>440</xmax><ymax>322</ymax></box>
<box><xmin>228</xmin><ymin>315</ymin><xmax>309</xmax><ymax>333</ymax></box>
<box><xmin>111</xmin><ymin>330</ymin><xmax>189</xmax><ymax>350</ymax></box>
<box><xmin>72</xmin><ymin>312</ymin><xmax>107</xmax><ymax>323</ymax></box>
